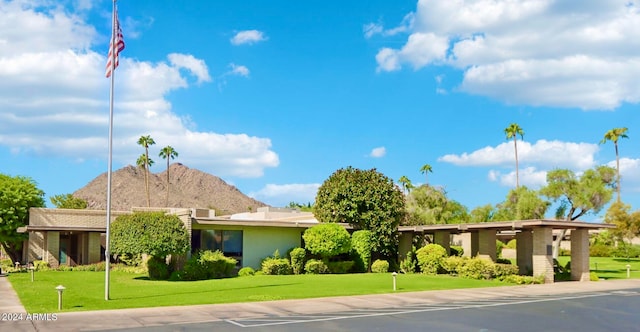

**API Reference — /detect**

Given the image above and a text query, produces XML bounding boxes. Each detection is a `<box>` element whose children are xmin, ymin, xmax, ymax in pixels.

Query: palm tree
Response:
<box><xmin>600</xmin><ymin>127</ymin><xmax>628</xmax><ymax>201</ymax></box>
<box><xmin>504</xmin><ymin>123</ymin><xmax>524</xmax><ymax>188</ymax></box>
<box><xmin>159</xmin><ymin>145</ymin><xmax>179</xmax><ymax>206</ymax></box>
<box><xmin>398</xmin><ymin>175</ymin><xmax>413</xmax><ymax>195</ymax></box>
<box><xmin>136</xmin><ymin>154</ymin><xmax>154</xmax><ymax>207</ymax></box>
<box><xmin>420</xmin><ymin>164</ymin><xmax>433</xmax><ymax>184</ymax></box>
<box><xmin>137</xmin><ymin>135</ymin><xmax>155</xmax><ymax>207</ymax></box>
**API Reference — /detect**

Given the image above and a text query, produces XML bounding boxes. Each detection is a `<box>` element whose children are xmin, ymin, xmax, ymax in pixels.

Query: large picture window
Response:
<box><xmin>192</xmin><ymin>229</ymin><xmax>243</xmax><ymax>264</ymax></box>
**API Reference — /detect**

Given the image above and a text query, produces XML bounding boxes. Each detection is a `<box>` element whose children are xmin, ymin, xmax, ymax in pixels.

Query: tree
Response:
<box><xmin>600</xmin><ymin>127</ymin><xmax>628</xmax><ymax>202</ymax></box>
<box><xmin>49</xmin><ymin>194</ymin><xmax>87</xmax><ymax>209</ymax></box>
<box><xmin>540</xmin><ymin>166</ymin><xmax>616</xmax><ymax>258</ymax></box>
<box><xmin>398</xmin><ymin>175</ymin><xmax>414</xmax><ymax>194</ymax></box>
<box><xmin>137</xmin><ymin>135</ymin><xmax>156</xmax><ymax>207</ymax></box>
<box><xmin>493</xmin><ymin>186</ymin><xmax>549</xmax><ymax>221</ymax></box>
<box><xmin>136</xmin><ymin>153</ymin><xmax>154</xmax><ymax>207</ymax></box>
<box><xmin>302</xmin><ymin>223</ymin><xmax>352</xmax><ymax>260</ymax></box>
<box><xmin>604</xmin><ymin>201</ymin><xmax>640</xmax><ymax>257</ymax></box>
<box><xmin>314</xmin><ymin>167</ymin><xmax>405</xmax><ymax>260</ymax></box>
<box><xmin>159</xmin><ymin>145</ymin><xmax>179</xmax><ymax>207</ymax></box>
<box><xmin>420</xmin><ymin>164</ymin><xmax>433</xmax><ymax>184</ymax></box>
<box><xmin>469</xmin><ymin>204</ymin><xmax>495</xmax><ymax>223</ymax></box>
<box><xmin>110</xmin><ymin>211</ymin><xmax>189</xmax><ymax>279</ymax></box>
<box><xmin>504</xmin><ymin>123</ymin><xmax>524</xmax><ymax>188</ymax></box>
<box><xmin>0</xmin><ymin>174</ymin><xmax>45</xmax><ymax>263</ymax></box>
<box><xmin>405</xmin><ymin>185</ymin><xmax>469</xmax><ymax>225</ymax></box>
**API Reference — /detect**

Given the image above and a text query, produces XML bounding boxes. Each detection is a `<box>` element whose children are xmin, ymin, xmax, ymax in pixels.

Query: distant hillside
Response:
<box><xmin>73</xmin><ymin>163</ymin><xmax>268</xmax><ymax>215</ymax></box>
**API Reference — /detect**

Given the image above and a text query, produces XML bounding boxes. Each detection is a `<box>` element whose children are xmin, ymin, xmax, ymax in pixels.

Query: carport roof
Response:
<box><xmin>398</xmin><ymin>219</ymin><xmax>615</xmax><ymax>234</ymax></box>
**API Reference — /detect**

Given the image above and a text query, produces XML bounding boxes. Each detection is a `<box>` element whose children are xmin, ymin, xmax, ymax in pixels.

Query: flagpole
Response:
<box><xmin>105</xmin><ymin>0</ymin><xmax>117</xmax><ymax>301</ymax></box>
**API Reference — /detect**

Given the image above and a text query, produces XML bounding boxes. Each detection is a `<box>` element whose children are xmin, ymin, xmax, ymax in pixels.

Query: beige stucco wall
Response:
<box><xmin>30</xmin><ymin>208</ymin><xmax>129</xmax><ymax>228</ymax></box>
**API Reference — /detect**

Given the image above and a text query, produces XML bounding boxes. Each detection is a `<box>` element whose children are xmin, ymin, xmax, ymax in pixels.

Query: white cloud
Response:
<box><xmin>229</xmin><ymin>63</ymin><xmax>250</xmax><ymax>77</ymax></box>
<box><xmin>439</xmin><ymin>139</ymin><xmax>598</xmax><ymax>170</ymax></box>
<box><xmin>364</xmin><ymin>13</ymin><xmax>414</xmax><ymax>39</ymax></box>
<box><xmin>168</xmin><ymin>53</ymin><xmax>211</xmax><ymax>83</ymax></box>
<box><xmin>488</xmin><ymin>167</ymin><xmax>548</xmax><ymax>188</ymax></box>
<box><xmin>370</xmin><ymin>146</ymin><xmax>386</xmax><ymax>158</ymax></box>
<box><xmin>250</xmin><ymin>183</ymin><xmax>321</xmax><ymax>206</ymax></box>
<box><xmin>230</xmin><ymin>30</ymin><xmax>267</xmax><ymax>45</ymax></box>
<box><xmin>606</xmin><ymin>157</ymin><xmax>640</xmax><ymax>193</ymax></box>
<box><xmin>374</xmin><ymin>0</ymin><xmax>640</xmax><ymax>110</ymax></box>
<box><xmin>0</xmin><ymin>2</ymin><xmax>278</xmax><ymax>178</ymax></box>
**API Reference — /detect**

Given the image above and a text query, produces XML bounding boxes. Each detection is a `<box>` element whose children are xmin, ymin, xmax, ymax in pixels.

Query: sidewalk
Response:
<box><xmin>1</xmin><ymin>273</ymin><xmax>639</xmax><ymax>332</ymax></box>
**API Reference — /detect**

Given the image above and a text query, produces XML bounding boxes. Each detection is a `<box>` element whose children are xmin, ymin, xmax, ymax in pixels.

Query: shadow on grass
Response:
<box><xmin>115</xmin><ymin>282</ymin><xmax>299</xmax><ymax>300</ymax></box>
<box><xmin>612</xmin><ymin>258</ymin><xmax>640</xmax><ymax>263</ymax></box>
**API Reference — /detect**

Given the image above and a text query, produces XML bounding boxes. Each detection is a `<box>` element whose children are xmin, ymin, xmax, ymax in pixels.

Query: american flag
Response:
<box><xmin>105</xmin><ymin>8</ymin><xmax>125</xmax><ymax>78</ymax></box>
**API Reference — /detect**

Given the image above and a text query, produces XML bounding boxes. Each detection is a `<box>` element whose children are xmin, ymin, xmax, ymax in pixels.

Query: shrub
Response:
<box><xmin>327</xmin><ymin>261</ymin><xmax>354</xmax><ymax>274</ymax></box>
<box><xmin>441</xmin><ymin>256</ymin><xmax>466</xmax><ymax>275</ymax></box>
<box><xmin>496</xmin><ymin>240</ymin><xmax>505</xmax><ymax>258</ymax></box>
<box><xmin>590</xmin><ymin>243</ymin><xmax>613</xmax><ymax>257</ymax></box>
<box><xmin>305</xmin><ymin>259</ymin><xmax>329</xmax><ymax>274</ymax></box>
<box><xmin>289</xmin><ymin>247</ymin><xmax>306</xmax><ymax>275</ymax></box>
<box><xmin>399</xmin><ymin>250</ymin><xmax>417</xmax><ymax>274</ymax></box>
<box><xmin>416</xmin><ymin>244</ymin><xmax>448</xmax><ymax>274</ymax></box>
<box><xmin>499</xmin><ymin>274</ymin><xmax>544</xmax><ymax>284</ymax></box>
<box><xmin>56</xmin><ymin>264</ymin><xmax>74</xmax><ymax>272</ymax></box>
<box><xmin>371</xmin><ymin>259</ymin><xmax>389</xmax><ymax>273</ymax></box>
<box><xmin>493</xmin><ymin>263</ymin><xmax>518</xmax><ymax>278</ymax></box>
<box><xmin>458</xmin><ymin>258</ymin><xmax>495</xmax><ymax>280</ymax></box>
<box><xmin>496</xmin><ymin>258</ymin><xmax>512</xmax><ymax>265</ymax></box>
<box><xmin>612</xmin><ymin>244</ymin><xmax>640</xmax><ymax>259</ymax></box>
<box><xmin>590</xmin><ymin>272</ymin><xmax>600</xmax><ymax>281</ymax></box>
<box><xmin>449</xmin><ymin>245</ymin><xmax>464</xmax><ymax>257</ymax></box>
<box><xmin>351</xmin><ymin>230</ymin><xmax>374</xmax><ymax>272</ymax></box>
<box><xmin>262</xmin><ymin>258</ymin><xmax>292</xmax><ymax>275</ymax></box>
<box><xmin>179</xmin><ymin>250</ymin><xmax>237</xmax><ymax>281</ymax></box>
<box><xmin>238</xmin><ymin>267</ymin><xmax>255</xmax><ymax>277</ymax></box>
<box><xmin>505</xmin><ymin>239</ymin><xmax>517</xmax><ymax>249</ymax></box>
<box><xmin>73</xmin><ymin>262</ymin><xmax>106</xmax><ymax>272</ymax></box>
<box><xmin>147</xmin><ymin>256</ymin><xmax>170</xmax><ymax>280</ymax></box>
<box><xmin>111</xmin><ymin>263</ymin><xmax>146</xmax><ymax>274</ymax></box>
<box><xmin>303</xmin><ymin>223</ymin><xmax>352</xmax><ymax>260</ymax></box>
<box><xmin>33</xmin><ymin>260</ymin><xmax>50</xmax><ymax>271</ymax></box>
<box><xmin>118</xmin><ymin>253</ymin><xmax>143</xmax><ymax>266</ymax></box>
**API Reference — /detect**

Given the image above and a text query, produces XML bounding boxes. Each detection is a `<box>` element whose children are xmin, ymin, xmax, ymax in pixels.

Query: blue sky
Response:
<box><xmin>1</xmin><ymin>0</ymin><xmax>639</xmax><ymax>221</ymax></box>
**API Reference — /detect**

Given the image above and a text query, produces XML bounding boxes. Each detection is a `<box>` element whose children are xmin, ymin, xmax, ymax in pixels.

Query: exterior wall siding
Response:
<box><xmin>243</xmin><ymin>227</ymin><xmax>303</xmax><ymax>269</ymax></box>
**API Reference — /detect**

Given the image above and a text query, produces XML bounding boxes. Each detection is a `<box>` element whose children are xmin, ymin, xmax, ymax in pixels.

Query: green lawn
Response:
<box><xmin>557</xmin><ymin>256</ymin><xmax>640</xmax><ymax>280</ymax></box>
<box><xmin>9</xmin><ymin>271</ymin><xmax>507</xmax><ymax>312</ymax></box>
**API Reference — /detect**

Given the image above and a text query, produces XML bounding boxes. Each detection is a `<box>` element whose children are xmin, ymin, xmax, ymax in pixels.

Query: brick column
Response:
<box><xmin>532</xmin><ymin>227</ymin><xmax>554</xmax><ymax>283</ymax></box>
<box><xmin>28</xmin><ymin>232</ymin><xmax>45</xmax><ymax>263</ymax></box>
<box><xmin>571</xmin><ymin>229</ymin><xmax>590</xmax><ymax>281</ymax></box>
<box><xmin>433</xmin><ymin>231</ymin><xmax>451</xmax><ymax>255</ymax></box>
<box><xmin>46</xmin><ymin>231</ymin><xmax>60</xmax><ymax>268</ymax></box>
<box><xmin>478</xmin><ymin>229</ymin><xmax>497</xmax><ymax>262</ymax></box>
<box><xmin>516</xmin><ymin>230</ymin><xmax>533</xmax><ymax>275</ymax></box>
<box><xmin>398</xmin><ymin>232</ymin><xmax>413</xmax><ymax>261</ymax></box>
<box><xmin>87</xmin><ymin>233</ymin><xmax>102</xmax><ymax>264</ymax></box>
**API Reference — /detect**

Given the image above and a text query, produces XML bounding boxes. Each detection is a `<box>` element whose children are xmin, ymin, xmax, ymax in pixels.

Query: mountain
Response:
<box><xmin>73</xmin><ymin>163</ymin><xmax>268</xmax><ymax>215</ymax></box>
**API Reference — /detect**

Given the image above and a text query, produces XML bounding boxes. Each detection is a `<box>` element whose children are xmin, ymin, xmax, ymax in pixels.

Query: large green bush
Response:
<box><xmin>371</xmin><ymin>259</ymin><xmax>389</xmax><ymax>273</ymax></box>
<box><xmin>176</xmin><ymin>250</ymin><xmax>237</xmax><ymax>281</ymax></box>
<box><xmin>457</xmin><ymin>257</ymin><xmax>495</xmax><ymax>280</ymax></box>
<box><xmin>261</xmin><ymin>258</ymin><xmax>292</xmax><ymax>275</ymax></box>
<box><xmin>147</xmin><ymin>256</ymin><xmax>170</xmax><ymax>280</ymax></box>
<box><xmin>416</xmin><ymin>244</ymin><xmax>448</xmax><ymax>274</ymax></box>
<box><xmin>305</xmin><ymin>259</ymin><xmax>329</xmax><ymax>274</ymax></box>
<box><xmin>589</xmin><ymin>243</ymin><xmax>613</xmax><ymax>257</ymax></box>
<box><xmin>399</xmin><ymin>250</ymin><xmax>417</xmax><ymax>274</ymax></box>
<box><xmin>441</xmin><ymin>256</ymin><xmax>466</xmax><ymax>275</ymax></box>
<box><xmin>351</xmin><ymin>230</ymin><xmax>374</xmax><ymax>272</ymax></box>
<box><xmin>289</xmin><ymin>247</ymin><xmax>307</xmax><ymax>275</ymax></box>
<box><xmin>303</xmin><ymin>223</ymin><xmax>352</xmax><ymax>259</ymax></box>
<box><xmin>238</xmin><ymin>267</ymin><xmax>255</xmax><ymax>277</ymax></box>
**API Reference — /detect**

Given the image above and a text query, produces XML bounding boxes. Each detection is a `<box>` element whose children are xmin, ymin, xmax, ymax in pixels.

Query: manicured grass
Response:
<box><xmin>557</xmin><ymin>256</ymin><xmax>640</xmax><ymax>280</ymax></box>
<box><xmin>9</xmin><ymin>271</ymin><xmax>507</xmax><ymax>312</ymax></box>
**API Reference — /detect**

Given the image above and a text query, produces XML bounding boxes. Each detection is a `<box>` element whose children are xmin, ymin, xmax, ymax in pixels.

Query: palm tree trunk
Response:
<box><xmin>513</xmin><ymin>137</ymin><xmax>520</xmax><ymax>188</ymax></box>
<box><xmin>165</xmin><ymin>159</ymin><xmax>170</xmax><ymax>206</ymax></box>
<box><xmin>615</xmin><ymin>142</ymin><xmax>621</xmax><ymax>202</ymax></box>
<box><xmin>145</xmin><ymin>147</ymin><xmax>150</xmax><ymax>207</ymax></box>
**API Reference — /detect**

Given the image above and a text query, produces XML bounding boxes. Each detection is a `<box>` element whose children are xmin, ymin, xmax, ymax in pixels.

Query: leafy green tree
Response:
<box><xmin>351</xmin><ymin>230</ymin><xmax>374</xmax><ymax>272</ymax></box>
<box><xmin>405</xmin><ymin>185</ymin><xmax>469</xmax><ymax>225</ymax></box>
<box><xmin>469</xmin><ymin>204</ymin><xmax>495</xmax><ymax>223</ymax></box>
<box><xmin>600</xmin><ymin>127</ymin><xmax>628</xmax><ymax>202</ymax></box>
<box><xmin>398</xmin><ymin>175</ymin><xmax>414</xmax><ymax>194</ymax></box>
<box><xmin>540</xmin><ymin>166</ymin><xmax>616</xmax><ymax>257</ymax></box>
<box><xmin>137</xmin><ymin>135</ymin><xmax>156</xmax><ymax>207</ymax></box>
<box><xmin>287</xmin><ymin>201</ymin><xmax>314</xmax><ymax>212</ymax></box>
<box><xmin>110</xmin><ymin>211</ymin><xmax>189</xmax><ymax>279</ymax></box>
<box><xmin>314</xmin><ymin>167</ymin><xmax>405</xmax><ymax>260</ymax></box>
<box><xmin>49</xmin><ymin>194</ymin><xmax>87</xmax><ymax>209</ymax></box>
<box><xmin>0</xmin><ymin>174</ymin><xmax>45</xmax><ymax>263</ymax></box>
<box><xmin>504</xmin><ymin>123</ymin><xmax>524</xmax><ymax>188</ymax></box>
<box><xmin>604</xmin><ymin>201</ymin><xmax>640</xmax><ymax>253</ymax></box>
<box><xmin>159</xmin><ymin>145</ymin><xmax>179</xmax><ymax>207</ymax></box>
<box><xmin>493</xmin><ymin>186</ymin><xmax>549</xmax><ymax>221</ymax></box>
<box><xmin>420</xmin><ymin>164</ymin><xmax>433</xmax><ymax>184</ymax></box>
<box><xmin>302</xmin><ymin>223</ymin><xmax>352</xmax><ymax>260</ymax></box>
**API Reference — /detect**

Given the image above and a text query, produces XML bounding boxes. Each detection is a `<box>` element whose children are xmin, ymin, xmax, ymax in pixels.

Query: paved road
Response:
<box><xmin>102</xmin><ymin>289</ymin><xmax>640</xmax><ymax>331</ymax></box>
<box><xmin>2</xmin><ymin>274</ymin><xmax>640</xmax><ymax>331</ymax></box>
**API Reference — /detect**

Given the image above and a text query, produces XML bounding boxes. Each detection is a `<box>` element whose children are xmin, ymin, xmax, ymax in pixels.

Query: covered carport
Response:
<box><xmin>398</xmin><ymin>220</ymin><xmax>615</xmax><ymax>283</ymax></box>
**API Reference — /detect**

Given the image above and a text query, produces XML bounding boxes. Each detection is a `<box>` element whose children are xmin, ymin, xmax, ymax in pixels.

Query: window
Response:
<box><xmin>192</xmin><ymin>229</ymin><xmax>243</xmax><ymax>265</ymax></box>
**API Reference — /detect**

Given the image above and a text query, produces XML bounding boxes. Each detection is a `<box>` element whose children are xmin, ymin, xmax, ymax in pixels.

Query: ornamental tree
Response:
<box><xmin>0</xmin><ymin>174</ymin><xmax>45</xmax><ymax>263</ymax></box>
<box><xmin>314</xmin><ymin>167</ymin><xmax>405</xmax><ymax>260</ymax></box>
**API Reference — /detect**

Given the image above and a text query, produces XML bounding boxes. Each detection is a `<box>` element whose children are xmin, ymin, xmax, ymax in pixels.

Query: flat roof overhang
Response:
<box><xmin>17</xmin><ymin>226</ymin><xmax>106</xmax><ymax>233</ymax></box>
<box><xmin>193</xmin><ymin>218</ymin><xmax>353</xmax><ymax>229</ymax></box>
<box><xmin>398</xmin><ymin>219</ymin><xmax>615</xmax><ymax>234</ymax></box>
